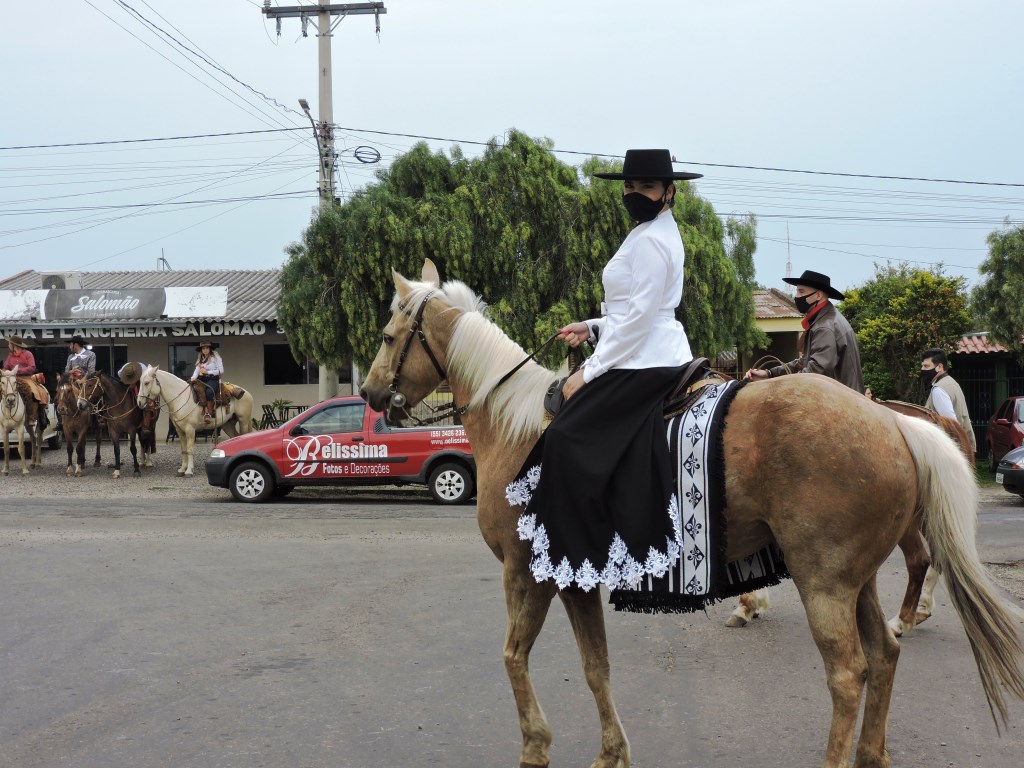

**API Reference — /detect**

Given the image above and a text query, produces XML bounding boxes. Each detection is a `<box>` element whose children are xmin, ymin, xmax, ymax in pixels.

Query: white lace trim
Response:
<box><xmin>506</xmin><ymin>463</ymin><xmax>683</xmax><ymax>592</ymax></box>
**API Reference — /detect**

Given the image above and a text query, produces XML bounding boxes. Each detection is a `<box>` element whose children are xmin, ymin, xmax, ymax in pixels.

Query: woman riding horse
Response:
<box><xmin>507</xmin><ymin>149</ymin><xmax>703</xmax><ymax>598</ymax></box>
<box><xmin>360</xmin><ymin>260</ymin><xmax>1024</xmax><ymax>768</ymax></box>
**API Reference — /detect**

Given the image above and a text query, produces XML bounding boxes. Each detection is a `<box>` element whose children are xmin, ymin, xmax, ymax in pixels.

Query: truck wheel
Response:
<box><xmin>229</xmin><ymin>461</ymin><xmax>276</xmax><ymax>503</ymax></box>
<box><xmin>428</xmin><ymin>462</ymin><xmax>474</xmax><ymax>505</ymax></box>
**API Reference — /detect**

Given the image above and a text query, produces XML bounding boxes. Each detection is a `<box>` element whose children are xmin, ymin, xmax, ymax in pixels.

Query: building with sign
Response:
<box><xmin>0</xmin><ymin>269</ymin><xmax>350</xmax><ymax>426</ymax></box>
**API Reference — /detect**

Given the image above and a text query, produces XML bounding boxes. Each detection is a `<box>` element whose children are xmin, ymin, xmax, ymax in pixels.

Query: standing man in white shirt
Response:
<box><xmin>920</xmin><ymin>347</ymin><xmax>977</xmax><ymax>455</ymax></box>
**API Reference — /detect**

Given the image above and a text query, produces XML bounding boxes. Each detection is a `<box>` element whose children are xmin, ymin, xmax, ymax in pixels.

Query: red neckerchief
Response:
<box><xmin>801</xmin><ymin>299</ymin><xmax>829</xmax><ymax>330</ymax></box>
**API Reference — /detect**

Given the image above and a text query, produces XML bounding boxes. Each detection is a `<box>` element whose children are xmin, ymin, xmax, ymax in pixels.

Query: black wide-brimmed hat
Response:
<box><xmin>69</xmin><ymin>335</ymin><xmax>85</xmax><ymax>345</ymax></box>
<box><xmin>196</xmin><ymin>339</ymin><xmax>218</xmax><ymax>351</ymax></box>
<box><xmin>782</xmin><ymin>269</ymin><xmax>846</xmax><ymax>301</ymax></box>
<box><xmin>593</xmin><ymin>149</ymin><xmax>703</xmax><ymax>181</ymax></box>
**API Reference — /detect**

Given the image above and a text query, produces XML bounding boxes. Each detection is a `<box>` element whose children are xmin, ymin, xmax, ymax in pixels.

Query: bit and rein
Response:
<box><xmin>139</xmin><ymin>374</ymin><xmax>198</xmax><ymax>420</ymax></box>
<box><xmin>388</xmin><ymin>290</ymin><xmax>563</xmax><ymax>425</ymax></box>
<box><xmin>79</xmin><ymin>374</ymin><xmax>139</xmax><ymax>420</ymax></box>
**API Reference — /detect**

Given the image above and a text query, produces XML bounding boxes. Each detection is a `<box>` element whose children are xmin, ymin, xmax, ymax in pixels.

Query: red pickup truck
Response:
<box><xmin>205</xmin><ymin>396</ymin><xmax>475</xmax><ymax>504</ymax></box>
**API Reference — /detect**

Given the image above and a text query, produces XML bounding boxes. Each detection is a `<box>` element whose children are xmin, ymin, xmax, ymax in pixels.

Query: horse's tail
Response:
<box><xmin>896</xmin><ymin>414</ymin><xmax>1024</xmax><ymax>728</ymax></box>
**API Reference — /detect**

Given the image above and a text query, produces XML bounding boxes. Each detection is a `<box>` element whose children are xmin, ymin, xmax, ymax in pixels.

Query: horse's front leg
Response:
<box><xmin>184</xmin><ymin>430</ymin><xmax>196</xmax><ymax>477</ymax></box>
<box><xmin>559</xmin><ymin>587</ymin><xmax>631</xmax><ymax>768</ymax></box>
<box><xmin>111</xmin><ymin>434</ymin><xmax>122</xmax><ymax>479</ymax></box>
<box><xmin>2</xmin><ymin>435</ymin><xmax>9</xmax><ymax>475</ymax></box>
<box><xmin>76</xmin><ymin>432</ymin><xmax>86</xmax><ymax>476</ymax></box>
<box><xmin>129</xmin><ymin>433</ymin><xmax>141</xmax><ymax>477</ymax></box>
<box><xmin>503</xmin><ymin>558</ymin><xmax>557</xmax><ymax>768</ymax></box>
<box><xmin>888</xmin><ymin>526</ymin><xmax>930</xmax><ymax>637</ymax></box>
<box><xmin>17</xmin><ymin>431</ymin><xmax>29</xmax><ymax>475</ymax></box>
<box><xmin>93</xmin><ymin>424</ymin><xmax>102</xmax><ymax>466</ymax></box>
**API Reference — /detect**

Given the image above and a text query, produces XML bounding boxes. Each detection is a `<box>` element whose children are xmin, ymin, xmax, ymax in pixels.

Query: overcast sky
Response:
<box><xmin>3</xmin><ymin>1</ymin><xmax>1022</xmax><ymax>303</ymax></box>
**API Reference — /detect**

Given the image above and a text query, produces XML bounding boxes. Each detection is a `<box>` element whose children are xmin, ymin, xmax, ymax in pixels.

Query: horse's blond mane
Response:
<box><xmin>394</xmin><ymin>277</ymin><xmax>555</xmax><ymax>445</ymax></box>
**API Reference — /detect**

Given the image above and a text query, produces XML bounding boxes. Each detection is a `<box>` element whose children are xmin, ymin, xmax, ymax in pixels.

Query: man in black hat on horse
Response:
<box><xmin>744</xmin><ymin>269</ymin><xmax>864</xmax><ymax>393</ymax></box>
<box><xmin>64</xmin><ymin>335</ymin><xmax>97</xmax><ymax>379</ymax></box>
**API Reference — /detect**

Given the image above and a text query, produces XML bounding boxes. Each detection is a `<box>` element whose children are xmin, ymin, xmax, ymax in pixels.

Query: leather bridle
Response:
<box><xmin>388</xmin><ymin>290</ymin><xmax>449</xmax><ymax>411</ymax></box>
<box><xmin>386</xmin><ymin>290</ymin><xmax>564</xmax><ymax>424</ymax></box>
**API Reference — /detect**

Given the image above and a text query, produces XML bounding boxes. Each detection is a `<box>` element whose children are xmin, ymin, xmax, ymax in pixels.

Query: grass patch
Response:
<box><xmin>975</xmin><ymin>462</ymin><xmax>998</xmax><ymax>488</ymax></box>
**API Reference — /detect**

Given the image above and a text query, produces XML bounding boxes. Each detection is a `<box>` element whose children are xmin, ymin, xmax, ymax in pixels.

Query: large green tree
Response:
<box><xmin>841</xmin><ymin>265</ymin><xmax>971</xmax><ymax>401</ymax></box>
<box><xmin>278</xmin><ymin>130</ymin><xmax>764</xmax><ymax>371</ymax></box>
<box><xmin>973</xmin><ymin>222</ymin><xmax>1024</xmax><ymax>357</ymax></box>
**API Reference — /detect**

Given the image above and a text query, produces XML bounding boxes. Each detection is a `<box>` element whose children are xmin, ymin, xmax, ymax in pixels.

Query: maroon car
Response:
<box><xmin>986</xmin><ymin>395</ymin><xmax>1024</xmax><ymax>468</ymax></box>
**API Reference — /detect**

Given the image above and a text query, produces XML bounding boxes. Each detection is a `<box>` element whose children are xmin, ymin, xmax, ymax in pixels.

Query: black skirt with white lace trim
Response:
<box><xmin>506</xmin><ymin>365</ymin><xmax>685</xmax><ymax>592</ymax></box>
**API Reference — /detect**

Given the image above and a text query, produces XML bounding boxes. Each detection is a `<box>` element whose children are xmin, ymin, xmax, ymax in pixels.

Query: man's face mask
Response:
<box><xmin>919</xmin><ymin>368</ymin><xmax>938</xmax><ymax>385</ymax></box>
<box><xmin>794</xmin><ymin>292</ymin><xmax>818</xmax><ymax>314</ymax></box>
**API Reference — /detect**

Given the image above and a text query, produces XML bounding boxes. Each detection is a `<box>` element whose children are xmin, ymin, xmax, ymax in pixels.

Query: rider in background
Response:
<box><xmin>64</xmin><ymin>335</ymin><xmax>97</xmax><ymax>379</ymax></box>
<box><xmin>190</xmin><ymin>340</ymin><xmax>223</xmax><ymax>424</ymax></box>
<box><xmin>743</xmin><ymin>269</ymin><xmax>864</xmax><ymax>393</ymax></box>
<box><xmin>3</xmin><ymin>335</ymin><xmax>49</xmax><ymax>429</ymax></box>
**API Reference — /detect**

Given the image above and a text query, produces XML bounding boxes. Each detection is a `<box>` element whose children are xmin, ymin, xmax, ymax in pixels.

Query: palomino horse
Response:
<box><xmin>55</xmin><ymin>375</ymin><xmax>103</xmax><ymax>476</ymax></box>
<box><xmin>79</xmin><ymin>372</ymin><xmax>151</xmax><ymax>478</ymax></box>
<box><xmin>1</xmin><ymin>368</ymin><xmax>33</xmax><ymax>476</ymax></box>
<box><xmin>135</xmin><ymin>365</ymin><xmax>253</xmax><ymax>477</ymax></box>
<box><xmin>726</xmin><ymin>401</ymin><xmax>978</xmax><ymax>638</ymax></box>
<box><xmin>360</xmin><ymin>261</ymin><xmax>1024</xmax><ymax>768</ymax></box>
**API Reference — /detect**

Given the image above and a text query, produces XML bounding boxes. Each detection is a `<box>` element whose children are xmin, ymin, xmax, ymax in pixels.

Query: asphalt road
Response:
<box><xmin>1</xmin><ymin>488</ymin><xmax>1022</xmax><ymax>768</ymax></box>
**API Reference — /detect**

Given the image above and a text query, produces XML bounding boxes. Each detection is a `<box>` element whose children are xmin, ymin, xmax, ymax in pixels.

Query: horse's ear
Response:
<box><xmin>393</xmin><ymin>268</ymin><xmax>413</xmax><ymax>303</ymax></box>
<box><xmin>421</xmin><ymin>258</ymin><xmax>440</xmax><ymax>287</ymax></box>
<box><xmin>151</xmin><ymin>364</ymin><xmax>160</xmax><ymax>373</ymax></box>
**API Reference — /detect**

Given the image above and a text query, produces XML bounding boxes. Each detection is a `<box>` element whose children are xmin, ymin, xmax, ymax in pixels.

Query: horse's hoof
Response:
<box><xmin>112</xmin><ymin>470</ymin><xmax>120</xmax><ymax>479</ymax></box>
<box><xmin>888</xmin><ymin>616</ymin><xmax>908</xmax><ymax>637</ymax></box>
<box><xmin>75</xmin><ymin>469</ymin><xmax>83</xmax><ymax>477</ymax></box>
<box><xmin>725</xmin><ymin>613</ymin><xmax>749</xmax><ymax>628</ymax></box>
<box><xmin>66</xmin><ymin>467</ymin><xmax>73</xmax><ymax>476</ymax></box>
<box><xmin>914</xmin><ymin>611</ymin><xmax>931</xmax><ymax>625</ymax></box>
<box><xmin>176</xmin><ymin>471</ymin><xmax>185</xmax><ymax>477</ymax></box>
<box><xmin>21</xmin><ymin>469</ymin><xmax>30</xmax><ymax>476</ymax></box>
<box><xmin>133</xmin><ymin>470</ymin><xmax>141</xmax><ymax>477</ymax></box>
<box><xmin>185</xmin><ymin>472</ymin><xmax>194</xmax><ymax>478</ymax></box>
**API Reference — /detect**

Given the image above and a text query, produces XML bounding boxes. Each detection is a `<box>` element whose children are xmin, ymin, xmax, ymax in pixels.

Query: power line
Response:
<box><xmin>5</xmin><ymin>125</ymin><xmax>1024</xmax><ymax>190</ymax></box>
<box><xmin>117</xmin><ymin>0</ymin><xmax>305</xmax><ymax>119</ymax></box>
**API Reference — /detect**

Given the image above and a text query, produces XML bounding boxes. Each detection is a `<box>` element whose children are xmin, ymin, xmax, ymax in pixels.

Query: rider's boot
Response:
<box><xmin>204</xmin><ymin>400</ymin><xmax>214</xmax><ymax>424</ymax></box>
<box><xmin>26</xmin><ymin>400</ymin><xmax>38</xmax><ymax>429</ymax></box>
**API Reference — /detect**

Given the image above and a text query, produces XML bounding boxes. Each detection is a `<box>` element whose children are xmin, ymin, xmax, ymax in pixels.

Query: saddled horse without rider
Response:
<box><xmin>135</xmin><ymin>366</ymin><xmax>254</xmax><ymax>477</ymax></box>
<box><xmin>79</xmin><ymin>372</ymin><xmax>152</xmax><ymax>478</ymax></box>
<box><xmin>359</xmin><ymin>260</ymin><xmax>1024</xmax><ymax>768</ymax></box>
<box><xmin>1</xmin><ymin>368</ymin><xmax>35</xmax><ymax>476</ymax></box>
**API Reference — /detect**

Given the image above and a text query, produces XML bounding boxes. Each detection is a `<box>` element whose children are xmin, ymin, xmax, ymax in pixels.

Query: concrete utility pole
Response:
<box><xmin>262</xmin><ymin>0</ymin><xmax>387</xmax><ymax>401</ymax></box>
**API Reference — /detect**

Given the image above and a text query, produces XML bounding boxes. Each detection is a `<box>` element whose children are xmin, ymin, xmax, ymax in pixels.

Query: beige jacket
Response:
<box><xmin>925</xmin><ymin>374</ymin><xmax>977</xmax><ymax>453</ymax></box>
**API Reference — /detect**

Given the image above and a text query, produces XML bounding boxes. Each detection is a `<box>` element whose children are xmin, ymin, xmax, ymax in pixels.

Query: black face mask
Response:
<box><xmin>622</xmin><ymin>192</ymin><xmax>666</xmax><ymax>223</ymax></box>
<box><xmin>919</xmin><ymin>368</ymin><xmax>938</xmax><ymax>385</ymax></box>
<box><xmin>794</xmin><ymin>293</ymin><xmax>817</xmax><ymax>314</ymax></box>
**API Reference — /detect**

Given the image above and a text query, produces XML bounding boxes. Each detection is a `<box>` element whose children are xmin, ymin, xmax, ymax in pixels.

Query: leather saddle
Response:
<box><xmin>543</xmin><ymin>356</ymin><xmax>717</xmax><ymax>420</ymax></box>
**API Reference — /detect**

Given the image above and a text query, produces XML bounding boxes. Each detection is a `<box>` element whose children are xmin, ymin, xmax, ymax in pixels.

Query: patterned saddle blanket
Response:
<box><xmin>611</xmin><ymin>379</ymin><xmax>789</xmax><ymax>614</ymax></box>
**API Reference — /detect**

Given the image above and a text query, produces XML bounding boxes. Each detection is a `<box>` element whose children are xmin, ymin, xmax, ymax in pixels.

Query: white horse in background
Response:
<box><xmin>1</xmin><ymin>368</ymin><xmax>32</xmax><ymax>476</ymax></box>
<box><xmin>135</xmin><ymin>365</ymin><xmax>254</xmax><ymax>477</ymax></box>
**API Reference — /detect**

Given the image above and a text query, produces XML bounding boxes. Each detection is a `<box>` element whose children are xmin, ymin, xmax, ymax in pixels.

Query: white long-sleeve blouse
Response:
<box><xmin>582</xmin><ymin>209</ymin><xmax>693</xmax><ymax>383</ymax></box>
